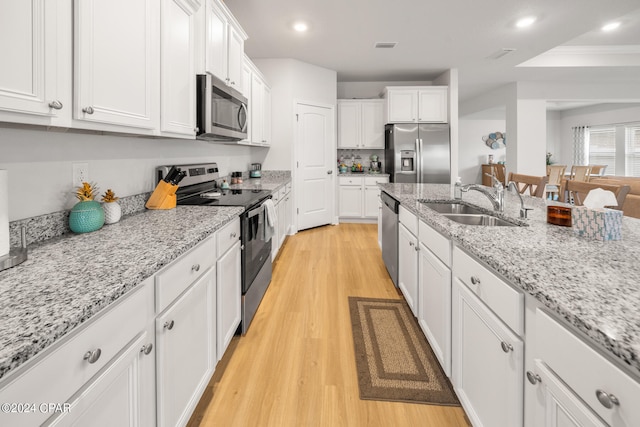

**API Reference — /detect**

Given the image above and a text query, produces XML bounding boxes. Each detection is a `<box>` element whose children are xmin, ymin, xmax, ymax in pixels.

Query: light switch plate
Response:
<box><xmin>72</xmin><ymin>163</ymin><xmax>89</xmax><ymax>187</ymax></box>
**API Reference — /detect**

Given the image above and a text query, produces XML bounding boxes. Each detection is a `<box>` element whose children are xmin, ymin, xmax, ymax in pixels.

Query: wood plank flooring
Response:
<box><xmin>190</xmin><ymin>223</ymin><xmax>469</xmax><ymax>427</ymax></box>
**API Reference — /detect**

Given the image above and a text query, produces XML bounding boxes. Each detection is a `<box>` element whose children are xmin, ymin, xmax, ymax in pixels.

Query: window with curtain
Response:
<box><xmin>626</xmin><ymin>125</ymin><xmax>640</xmax><ymax>177</ymax></box>
<box><xmin>588</xmin><ymin>126</ymin><xmax>616</xmax><ymax>175</ymax></box>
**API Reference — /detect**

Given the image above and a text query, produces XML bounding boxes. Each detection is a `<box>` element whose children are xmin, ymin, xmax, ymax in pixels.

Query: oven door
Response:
<box><xmin>242</xmin><ymin>202</ymin><xmax>272</xmax><ymax>293</ymax></box>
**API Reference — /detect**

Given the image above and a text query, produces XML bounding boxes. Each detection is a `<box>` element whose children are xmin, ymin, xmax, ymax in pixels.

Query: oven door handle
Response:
<box><xmin>247</xmin><ymin>204</ymin><xmax>265</xmax><ymax>219</ymax></box>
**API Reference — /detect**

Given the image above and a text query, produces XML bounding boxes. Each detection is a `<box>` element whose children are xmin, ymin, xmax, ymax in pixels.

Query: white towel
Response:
<box><xmin>262</xmin><ymin>199</ymin><xmax>276</xmax><ymax>240</ymax></box>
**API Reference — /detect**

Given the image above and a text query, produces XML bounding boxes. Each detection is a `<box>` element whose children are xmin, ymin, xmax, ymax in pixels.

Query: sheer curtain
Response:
<box><xmin>572</xmin><ymin>126</ymin><xmax>589</xmax><ymax>165</ymax></box>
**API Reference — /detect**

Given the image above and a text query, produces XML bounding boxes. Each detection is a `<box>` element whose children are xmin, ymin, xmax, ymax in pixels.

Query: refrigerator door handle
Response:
<box><xmin>415</xmin><ymin>138</ymin><xmax>421</xmax><ymax>184</ymax></box>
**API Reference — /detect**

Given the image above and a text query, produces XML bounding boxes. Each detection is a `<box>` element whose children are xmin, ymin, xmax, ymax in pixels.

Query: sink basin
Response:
<box><xmin>443</xmin><ymin>214</ymin><xmax>518</xmax><ymax>227</ymax></box>
<box><xmin>421</xmin><ymin>202</ymin><xmax>485</xmax><ymax>215</ymax></box>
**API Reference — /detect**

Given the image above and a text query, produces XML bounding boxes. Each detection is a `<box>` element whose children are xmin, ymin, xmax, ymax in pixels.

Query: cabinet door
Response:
<box><xmin>46</xmin><ymin>332</ymin><xmax>155</xmax><ymax>427</ymax></box>
<box><xmin>338</xmin><ymin>185</ymin><xmax>363</xmax><ymax>217</ymax></box>
<box><xmin>377</xmin><ymin>194</ymin><xmax>382</xmax><ymax>249</ymax></box>
<box><xmin>387</xmin><ymin>89</ymin><xmax>418</xmax><ymax>123</ymax></box>
<box><xmin>530</xmin><ymin>361</ymin><xmax>606</xmax><ymax>427</ymax></box>
<box><xmin>160</xmin><ymin>0</ymin><xmax>197</xmax><ymax>137</ymax></box>
<box><xmin>361</xmin><ymin>101</ymin><xmax>384</xmax><ymax>148</ymax></box>
<box><xmin>452</xmin><ymin>278</ymin><xmax>524</xmax><ymax>427</ymax></box>
<box><xmin>241</xmin><ymin>62</ymin><xmax>252</xmax><ymax>143</ymax></box>
<box><xmin>0</xmin><ymin>0</ymin><xmax>70</xmax><ymax>124</ymax></box>
<box><xmin>418</xmin><ymin>88</ymin><xmax>447</xmax><ymax>123</ymax></box>
<box><xmin>74</xmin><ymin>0</ymin><xmax>158</xmax><ymax>130</ymax></box>
<box><xmin>398</xmin><ymin>223</ymin><xmax>418</xmax><ymax>316</ymax></box>
<box><xmin>337</xmin><ymin>101</ymin><xmax>361</xmax><ymax>148</ymax></box>
<box><xmin>226</xmin><ymin>24</ymin><xmax>244</xmax><ymax>88</ymax></box>
<box><xmin>284</xmin><ymin>191</ymin><xmax>292</xmax><ymax>236</ymax></box>
<box><xmin>205</xmin><ymin>0</ymin><xmax>227</xmax><ymax>81</ymax></box>
<box><xmin>262</xmin><ymin>84</ymin><xmax>272</xmax><ymax>145</ymax></box>
<box><xmin>217</xmin><ymin>240</ymin><xmax>241</xmax><ymax>361</ymax></box>
<box><xmin>278</xmin><ymin>197</ymin><xmax>286</xmax><ymax>247</ymax></box>
<box><xmin>418</xmin><ymin>243</ymin><xmax>452</xmax><ymax>377</ymax></box>
<box><xmin>364</xmin><ymin>186</ymin><xmax>380</xmax><ymax>218</ymax></box>
<box><xmin>250</xmin><ymin>73</ymin><xmax>264</xmax><ymax>144</ymax></box>
<box><xmin>156</xmin><ymin>267</ymin><xmax>216</xmax><ymax>427</ymax></box>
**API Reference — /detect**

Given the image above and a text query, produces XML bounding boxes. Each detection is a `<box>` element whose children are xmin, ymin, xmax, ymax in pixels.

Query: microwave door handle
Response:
<box><xmin>239</xmin><ymin>103</ymin><xmax>248</xmax><ymax>132</ymax></box>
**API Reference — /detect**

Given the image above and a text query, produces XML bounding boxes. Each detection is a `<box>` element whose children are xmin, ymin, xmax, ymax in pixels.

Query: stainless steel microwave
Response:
<box><xmin>196</xmin><ymin>74</ymin><xmax>248</xmax><ymax>141</ymax></box>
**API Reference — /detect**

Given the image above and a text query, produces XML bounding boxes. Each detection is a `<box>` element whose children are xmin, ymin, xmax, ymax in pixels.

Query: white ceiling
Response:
<box><xmin>224</xmin><ymin>0</ymin><xmax>640</xmax><ymax>103</ymax></box>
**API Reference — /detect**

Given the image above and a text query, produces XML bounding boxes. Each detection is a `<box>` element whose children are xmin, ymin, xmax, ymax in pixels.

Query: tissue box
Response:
<box><xmin>571</xmin><ymin>206</ymin><xmax>623</xmax><ymax>241</ymax></box>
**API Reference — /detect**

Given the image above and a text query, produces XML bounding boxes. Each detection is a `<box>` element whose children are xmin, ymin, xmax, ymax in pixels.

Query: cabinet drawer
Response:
<box><xmin>217</xmin><ymin>218</ymin><xmax>240</xmax><ymax>257</ymax></box>
<box><xmin>399</xmin><ymin>205</ymin><xmax>418</xmax><ymax>236</ymax></box>
<box><xmin>419</xmin><ymin>220</ymin><xmax>451</xmax><ymax>267</ymax></box>
<box><xmin>536</xmin><ymin>309</ymin><xmax>640</xmax><ymax>426</ymax></box>
<box><xmin>338</xmin><ymin>176</ymin><xmax>363</xmax><ymax>186</ymax></box>
<box><xmin>452</xmin><ymin>247</ymin><xmax>523</xmax><ymax>335</ymax></box>
<box><xmin>0</xmin><ymin>280</ymin><xmax>153</xmax><ymax>427</ymax></box>
<box><xmin>156</xmin><ymin>235</ymin><xmax>216</xmax><ymax>313</ymax></box>
<box><xmin>364</xmin><ymin>176</ymin><xmax>389</xmax><ymax>186</ymax></box>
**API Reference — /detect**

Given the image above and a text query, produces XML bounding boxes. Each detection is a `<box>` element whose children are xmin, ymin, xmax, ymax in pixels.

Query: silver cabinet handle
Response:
<box><xmin>414</xmin><ymin>246</ymin><xmax>420</xmax><ymax>252</ymax></box>
<box><xmin>501</xmin><ymin>341</ymin><xmax>513</xmax><ymax>353</ymax></box>
<box><xmin>82</xmin><ymin>106</ymin><xmax>94</xmax><ymax>114</ymax></box>
<box><xmin>230</xmin><ymin>232</ymin><xmax>237</xmax><ymax>238</ymax></box>
<box><xmin>83</xmin><ymin>348</ymin><xmax>102</xmax><ymax>364</ymax></box>
<box><xmin>164</xmin><ymin>320</ymin><xmax>175</xmax><ymax>330</ymax></box>
<box><xmin>140</xmin><ymin>343</ymin><xmax>153</xmax><ymax>355</ymax></box>
<box><xmin>191</xmin><ymin>264</ymin><xmax>200</xmax><ymax>272</ymax></box>
<box><xmin>49</xmin><ymin>100</ymin><xmax>63</xmax><ymax>110</ymax></box>
<box><xmin>470</xmin><ymin>276</ymin><xmax>480</xmax><ymax>285</ymax></box>
<box><xmin>409</xmin><ymin>241</ymin><xmax>414</xmax><ymax>247</ymax></box>
<box><xmin>526</xmin><ymin>371</ymin><xmax>541</xmax><ymax>385</ymax></box>
<box><xmin>596</xmin><ymin>390</ymin><xmax>620</xmax><ymax>409</ymax></box>
<box><xmin>327</xmin><ymin>170</ymin><xmax>333</xmax><ymax>174</ymax></box>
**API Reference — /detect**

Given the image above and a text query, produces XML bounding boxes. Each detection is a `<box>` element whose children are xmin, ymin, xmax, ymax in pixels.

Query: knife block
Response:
<box><xmin>146</xmin><ymin>180</ymin><xmax>177</xmax><ymax>210</ymax></box>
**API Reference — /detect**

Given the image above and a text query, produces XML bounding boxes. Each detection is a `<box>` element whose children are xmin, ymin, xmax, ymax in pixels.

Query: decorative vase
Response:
<box><xmin>69</xmin><ymin>200</ymin><xmax>105</xmax><ymax>233</ymax></box>
<box><xmin>102</xmin><ymin>201</ymin><xmax>122</xmax><ymax>224</ymax></box>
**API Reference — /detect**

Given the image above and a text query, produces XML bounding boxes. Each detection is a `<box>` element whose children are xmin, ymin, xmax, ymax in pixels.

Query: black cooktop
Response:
<box><xmin>178</xmin><ymin>188</ymin><xmax>272</xmax><ymax>210</ymax></box>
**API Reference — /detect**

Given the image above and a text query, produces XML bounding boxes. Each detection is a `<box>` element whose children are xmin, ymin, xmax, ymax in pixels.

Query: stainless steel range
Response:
<box><xmin>156</xmin><ymin>163</ymin><xmax>272</xmax><ymax>334</ymax></box>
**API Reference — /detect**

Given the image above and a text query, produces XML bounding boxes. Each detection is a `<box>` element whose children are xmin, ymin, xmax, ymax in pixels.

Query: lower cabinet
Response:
<box><xmin>271</xmin><ymin>183</ymin><xmax>292</xmax><ymax>260</ymax></box>
<box><xmin>339</xmin><ymin>175</ymin><xmax>389</xmax><ymax>220</ymax></box>
<box><xmin>156</xmin><ymin>267</ymin><xmax>216</xmax><ymax>427</ymax></box>
<box><xmin>398</xmin><ymin>223</ymin><xmax>418</xmax><ymax>316</ymax></box>
<box><xmin>338</xmin><ymin>179</ymin><xmax>363</xmax><ymax>217</ymax></box>
<box><xmin>217</xmin><ymin>239</ymin><xmax>241</xmax><ymax>361</ymax></box>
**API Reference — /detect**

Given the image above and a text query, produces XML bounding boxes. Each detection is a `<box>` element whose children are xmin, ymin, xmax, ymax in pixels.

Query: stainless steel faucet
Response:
<box><xmin>460</xmin><ymin>174</ymin><xmax>504</xmax><ymax>211</ymax></box>
<box><xmin>507</xmin><ymin>181</ymin><xmax>534</xmax><ymax>218</ymax></box>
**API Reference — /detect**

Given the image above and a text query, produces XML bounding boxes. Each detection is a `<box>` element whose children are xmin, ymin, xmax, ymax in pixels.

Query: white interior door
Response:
<box><xmin>296</xmin><ymin>102</ymin><xmax>335</xmax><ymax>231</ymax></box>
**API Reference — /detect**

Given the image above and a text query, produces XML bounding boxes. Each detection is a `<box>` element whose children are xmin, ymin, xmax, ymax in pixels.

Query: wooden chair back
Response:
<box><xmin>507</xmin><ymin>173</ymin><xmax>548</xmax><ymax>197</ymax></box>
<box><xmin>588</xmin><ymin>165</ymin><xmax>607</xmax><ymax>176</ymax></box>
<box><xmin>569</xmin><ymin>165</ymin><xmax>592</xmax><ymax>182</ymax></box>
<box><xmin>560</xmin><ymin>180</ymin><xmax>631</xmax><ymax>210</ymax></box>
<box><xmin>487</xmin><ymin>164</ymin><xmax>506</xmax><ymax>186</ymax></box>
<box><xmin>546</xmin><ymin>165</ymin><xmax>567</xmax><ymax>186</ymax></box>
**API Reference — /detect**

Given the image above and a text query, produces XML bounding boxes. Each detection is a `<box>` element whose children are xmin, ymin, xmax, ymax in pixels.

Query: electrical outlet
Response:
<box><xmin>72</xmin><ymin>163</ymin><xmax>89</xmax><ymax>187</ymax></box>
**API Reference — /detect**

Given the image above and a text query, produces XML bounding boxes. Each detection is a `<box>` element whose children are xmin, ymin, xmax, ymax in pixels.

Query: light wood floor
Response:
<box><xmin>190</xmin><ymin>223</ymin><xmax>469</xmax><ymax>427</ymax></box>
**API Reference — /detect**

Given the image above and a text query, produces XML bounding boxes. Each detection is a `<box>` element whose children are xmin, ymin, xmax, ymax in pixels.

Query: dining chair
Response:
<box><xmin>569</xmin><ymin>165</ymin><xmax>592</xmax><ymax>182</ymax></box>
<box><xmin>560</xmin><ymin>180</ymin><xmax>630</xmax><ymax>210</ymax></box>
<box><xmin>507</xmin><ymin>172</ymin><xmax>548</xmax><ymax>197</ymax></box>
<box><xmin>588</xmin><ymin>165</ymin><xmax>607</xmax><ymax>177</ymax></box>
<box><xmin>545</xmin><ymin>165</ymin><xmax>567</xmax><ymax>200</ymax></box>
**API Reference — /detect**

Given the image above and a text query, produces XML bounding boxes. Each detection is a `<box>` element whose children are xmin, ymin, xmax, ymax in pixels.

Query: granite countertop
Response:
<box><xmin>0</xmin><ymin>206</ymin><xmax>244</xmax><ymax>381</ymax></box>
<box><xmin>379</xmin><ymin>183</ymin><xmax>640</xmax><ymax>376</ymax></box>
<box><xmin>227</xmin><ymin>175</ymin><xmax>291</xmax><ymax>192</ymax></box>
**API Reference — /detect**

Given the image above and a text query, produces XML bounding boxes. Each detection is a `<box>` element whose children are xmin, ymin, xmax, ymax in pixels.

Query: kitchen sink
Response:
<box><xmin>421</xmin><ymin>202</ymin><xmax>485</xmax><ymax>215</ymax></box>
<box><xmin>443</xmin><ymin>213</ymin><xmax>518</xmax><ymax>227</ymax></box>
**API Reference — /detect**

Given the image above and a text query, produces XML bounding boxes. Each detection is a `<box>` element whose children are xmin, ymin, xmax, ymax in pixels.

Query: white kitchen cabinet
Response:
<box><xmin>205</xmin><ymin>0</ymin><xmax>245</xmax><ymax>89</ymax></box>
<box><xmin>160</xmin><ymin>0</ymin><xmax>200</xmax><ymax>138</ymax></box>
<box><xmin>398</xmin><ymin>222</ymin><xmax>419</xmax><ymax>316</ymax></box>
<box><xmin>271</xmin><ymin>185</ymin><xmax>291</xmax><ymax>259</ymax></box>
<box><xmin>0</xmin><ymin>0</ymin><xmax>71</xmax><ymax>127</ymax></box>
<box><xmin>452</xmin><ymin>277</ymin><xmax>524</xmax><ymax>427</ymax></box>
<box><xmin>242</xmin><ymin>56</ymin><xmax>271</xmax><ymax>146</ymax></box>
<box><xmin>156</xmin><ymin>266</ymin><xmax>216</xmax><ymax>427</ymax></box>
<box><xmin>74</xmin><ymin>0</ymin><xmax>159</xmax><ymax>131</ymax></box>
<box><xmin>337</xmin><ymin>100</ymin><xmax>384</xmax><ymax>149</ymax></box>
<box><xmin>251</xmin><ymin>73</ymin><xmax>264</xmax><ymax>143</ymax></box>
<box><xmin>339</xmin><ymin>175</ymin><xmax>388</xmax><ymax>220</ymax></box>
<box><xmin>284</xmin><ymin>183</ymin><xmax>292</xmax><ymax>236</ymax></box>
<box><xmin>217</xmin><ymin>238</ymin><xmax>241</xmax><ymax>361</ymax></box>
<box><xmin>263</xmin><ymin>84</ymin><xmax>272</xmax><ymax>145</ymax></box>
<box><xmin>227</xmin><ymin>23</ymin><xmax>244</xmax><ymax>90</ymax></box>
<box><xmin>383</xmin><ymin>86</ymin><xmax>448</xmax><ymax>124</ymax></box>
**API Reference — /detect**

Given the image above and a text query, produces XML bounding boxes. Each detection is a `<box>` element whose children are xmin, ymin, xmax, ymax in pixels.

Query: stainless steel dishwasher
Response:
<box><xmin>381</xmin><ymin>191</ymin><xmax>399</xmax><ymax>287</ymax></box>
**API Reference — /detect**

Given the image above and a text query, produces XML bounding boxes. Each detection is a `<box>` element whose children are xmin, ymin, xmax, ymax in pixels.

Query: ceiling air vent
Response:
<box><xmin>486</xmin><ymin>48</ymin><xmax>516</xmax><ymax>60</ymax></box>
<box><xmin>374</xmin><ymin>42</ymin><xmax>398</xmax><ymax>49</ymax></box>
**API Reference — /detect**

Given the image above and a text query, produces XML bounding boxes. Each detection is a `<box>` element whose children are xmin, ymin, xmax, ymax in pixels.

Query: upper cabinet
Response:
<box><xmin>0</xmin><ymin>0</ymin><xmax>72</xmax><ymax>127</ymax></box>
<box><xmin>243</xmin><ymin>55</ymin><xmax>271</xmax><ymax>146</ymax></box>
<box><xmin>337</xmin><ymin>99</ymin><xmax>384</xmax><ymax>149</ymax></box>
<box><xmin>74</xmin><ymin>0</ymin><xmax>160</xmax><ymax>132</ymax></box>
<box><xmin>383</xmin><ymin>86</ymin><xmax>448</xmax><ymax>124</ymax></box>
<box><xmin>205</xmin><ymin>0</ymin><xmax>246</xmax><ymax>90</ymax></box>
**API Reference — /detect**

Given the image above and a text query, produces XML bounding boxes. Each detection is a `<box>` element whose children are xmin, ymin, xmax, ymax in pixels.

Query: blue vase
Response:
<box><xmin>69</xmin><ymin>200</ymin><xmax>105</xmax><ymax>233</ymax></box>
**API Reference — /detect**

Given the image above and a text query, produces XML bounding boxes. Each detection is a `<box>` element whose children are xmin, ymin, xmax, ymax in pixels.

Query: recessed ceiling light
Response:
<box><xmin>516</xmin><ymin>16</ymin><xmax>537</xmax><ymax>28</ymax></box>
<box><xmin>293</xmin><ymin>22</ymin><xmax>308</xmax><ymax>32</ymax></box>
<box><xmin>602</xmin><ymin>22</ymin><xmax>621</xmax><ymax>32</ymax></box>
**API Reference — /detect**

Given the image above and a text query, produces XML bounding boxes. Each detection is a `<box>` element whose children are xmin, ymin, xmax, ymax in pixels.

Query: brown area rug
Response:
<box><xmin>348</xmin><ymin>297</ymin><xmax>460</xmax><ymax>406</ymax></box>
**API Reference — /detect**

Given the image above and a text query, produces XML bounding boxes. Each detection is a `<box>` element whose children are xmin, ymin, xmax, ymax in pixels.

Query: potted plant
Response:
<box><xmin>101</xmin><ymin>189</ymin><xmax>121</xmax><ymax>224</ymax></box>
<box><xmin>69</xmin><ymin>182</ymin><xmax>105</xmax><ymax>233</ymax></box>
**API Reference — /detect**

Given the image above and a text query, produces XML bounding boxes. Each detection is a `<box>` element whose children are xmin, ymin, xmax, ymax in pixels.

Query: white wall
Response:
<box><xmin>458</xmin><ymin>119</ymin><xmax>506</xmax><ymax>184</ymax></box>
<box><xmin>0</xmin><ymin>126</ymin><xmax>260</xmax><ymax>220</ymax></box>
<box><xmin>546</xmin><ymin>111</ymin><xmax>562</xmax><ymax>164</ymax></box>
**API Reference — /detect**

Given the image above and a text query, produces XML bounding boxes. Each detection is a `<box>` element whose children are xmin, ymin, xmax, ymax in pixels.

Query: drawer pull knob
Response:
<box><xmin>500</xmin><ymin>341</ymin><xmax>513</xmax><ymax>353</ymax></box>
<box><xmin>470</xmin><ymin>276</ymin><xmax>480</xmax><ymax>285</ymax></box>
<box><xmin>230</xmin><ymin>232</ymin><xmax>237</xmax><ymax>238</ymax></box>
<box><xmin>596</xmin><ymin>390</ymin><xmax>619</xmax><ymax>409</ymax></box>
<box><xmin>191</xmin><ymin>264</ymin><xmax>200</xmax><ymax>272</ymax></box>
<box><xmin>49</xmin><ymin>100</ymin><xmax>63</xmax><ymax>110</ymax></box>
<box><xmin>140</xmin><ymin>343</ymin><xmax>153</xmax><ymax>355</ymax></box>
<box><xmin>82</xmin><ymin>106</ymin><xmax>94</xmax><ymax>114</ymax></box>
<box><xmin>164</xmin><ymin>320</ymin><xmax>175</xmax><ymax>330</ymax></box>
<box><xmin>409</xmin><ymin>241</ymin><xmax>414</xmax><ymax>247</ymax></box>
<box><xmin>526</xmin><ymin>371</ymin><xmax>541</xmax><ymax>385</ymax></box>
<box><xmin>83</xmin><ymin>348</ymin><xmax>102</xmax><ymax>364</ymax></box>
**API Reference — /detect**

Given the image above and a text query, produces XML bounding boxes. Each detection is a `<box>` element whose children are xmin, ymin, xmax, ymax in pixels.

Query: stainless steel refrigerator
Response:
<box><xmin>384</xmin><ymin>123</ymin><xmax>450</xmax><ymax>183</ymax></box>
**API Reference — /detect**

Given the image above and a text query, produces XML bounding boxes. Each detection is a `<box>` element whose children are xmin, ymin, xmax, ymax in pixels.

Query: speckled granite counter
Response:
<box><xmin>0</xmin><ymin>206</ymin><xmax>243</xmax><ymax>381</ymax></box>
<box><xmin>380</xmin><ymin>183</ymin><xmax>640</xmax><ymax>376</ymax></box>
<box><xmin>227</xmin><ymin>173</ymin><xmax>291</xmax><ymax>193</ymax></box>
